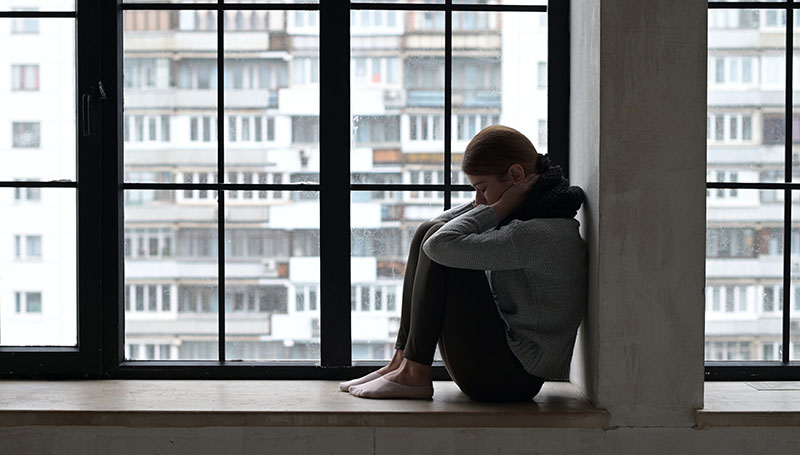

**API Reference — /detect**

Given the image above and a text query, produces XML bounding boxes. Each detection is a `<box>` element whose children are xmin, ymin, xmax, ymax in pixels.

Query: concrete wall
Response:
<box><xmin>2</xmin><ymin>426</ymin><xmax>800</xmax><ymax>455</ymax></box>
<box><xmin>569</xmin><ymin>0</ymin><xmax>708</xmax><ymax>427</ymax></box>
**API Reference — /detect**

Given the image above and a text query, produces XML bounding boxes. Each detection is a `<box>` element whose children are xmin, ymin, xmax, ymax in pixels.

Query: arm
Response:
<box><xmin>430</xmin><ymin>201</ymin><xmax>475</xmax><ymax>223</ymax></box>
<box><xmin>422</xmin><ymin>204</ymin><xmax>525</xmax><ymax>271</ymax></box>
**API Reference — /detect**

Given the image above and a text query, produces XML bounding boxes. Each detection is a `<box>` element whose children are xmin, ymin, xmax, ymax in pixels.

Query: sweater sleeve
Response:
<box><xmin>430</xmin><ymin>201</ymin><xmax>475</xmax><ymax>223</ymax></box>
<box><xmin>422</xmin><ymin>204</ymin><xmax>525</xmax><ymax>271</ymax></box>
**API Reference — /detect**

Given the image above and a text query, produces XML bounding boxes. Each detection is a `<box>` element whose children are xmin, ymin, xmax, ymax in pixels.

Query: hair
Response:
<box><xmin>461</xmin><ymin>125</ymin><xmax>539</xmax><ymax>180</ymax></box>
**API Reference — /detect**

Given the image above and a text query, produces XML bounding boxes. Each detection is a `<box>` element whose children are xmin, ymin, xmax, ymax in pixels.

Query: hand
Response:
<box><xmin>491</xmin><ymin>174</ymin><xmax>537</xmax><ymax>220</ymax></box>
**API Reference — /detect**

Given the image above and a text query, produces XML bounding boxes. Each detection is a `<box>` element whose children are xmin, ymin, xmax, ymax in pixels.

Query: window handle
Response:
<box><xmin>81</xmin><ymin>90</ymin><xmax>92</xmax><ymax>137</ymax></box>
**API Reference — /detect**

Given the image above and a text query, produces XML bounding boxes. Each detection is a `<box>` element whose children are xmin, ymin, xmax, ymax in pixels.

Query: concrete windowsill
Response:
<box><xmin>0</xmin><ymin>380</ymin><xmax>609</xmax><ymax>428</ymax></box>
<box><xmin>697</xmin><ymin>382</ymin><xmax>800</xmax><ymax>427</ymax></box>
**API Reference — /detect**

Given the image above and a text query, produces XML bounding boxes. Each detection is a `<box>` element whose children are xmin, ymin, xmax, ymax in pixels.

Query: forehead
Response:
<box><xmin>465</xmin><ymin>174</ymin><xmax>501</xmax><ymax>187</ymax></box>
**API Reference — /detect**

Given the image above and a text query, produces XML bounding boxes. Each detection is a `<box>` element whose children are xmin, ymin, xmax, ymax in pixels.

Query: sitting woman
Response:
<box><xmin>340</xmin><ymin>125</ymin><xmax>587</xmax><ymax>402</ymax></box>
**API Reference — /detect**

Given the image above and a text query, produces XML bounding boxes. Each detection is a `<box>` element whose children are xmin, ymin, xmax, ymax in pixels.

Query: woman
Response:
<box><xmin>340</xmin><ymin>125</ymin><xmax>587</xmax><ymax>402</ymax></box>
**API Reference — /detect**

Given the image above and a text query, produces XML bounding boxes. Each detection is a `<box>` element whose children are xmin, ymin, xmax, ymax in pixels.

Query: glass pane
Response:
<box><xmin>349</xmin><ymin>1</ymin><xmax>442</xmax><ymax>3</ymax></box>
<box><xmin>792</xmin><ymin>18</ymin><xmax>800</xmax><ymax>179</ymax></box>
<box><xmin>351</xmin><ymin>10</ymin><xmax>444</xmax><ymax>184</ymax></box>
<box><xmin>0</xmin><ymin>188</ymin><xmax>76</xmax><ymax>346</ymax></box>
<box><xmin>707</xmin><ymin>9</ymin><xmax>784</xmax><ymax>183</ymax></box>
<box><xmin>791</xmin><ymin>192</ymin><xmax>800</xmax><ymax>360</ymax></box>
<box><xmin>351</xmin><ymin>192</ymin><xmax>444</xmax><ymax>361</ymax></box>
<box><xmin>451</xmin><ymin>11</ymin><xmax>544</xmax><ymax>182</ymax></box>
<box><xmin>0</xmin><ymin>18</ymin><xmax>75</xmax><ymax>182</ymax></box>
<box><xmin>224</xmin><ymin>10</ymin><xmax>318</xmax><ymax>182</ymax></box>
<box><xmin>226</xmin><ymin>1</ymin><xmax>318</xmax><ymax>3</ymax></box>
<box><xmin>123</xmin><ymin>11</ymin><xmax>218</xmax><ymax>183</ymax></box>
<box><xmin>123</xmin><ymin>0</ymin><xmax>215</xmax><ymax>3</ymax></box>
<box><xmin>225</xmin><ymin>192</ymin><xmax>320</xmax><ymax>361</ymax></box>
<box><xmin>124</xmin><ymin>190</ymin><xmax>219</xmax><ymax>361</ymax></box>
<box><xmin>705</xmin><ymin>189</ymin><xmax>783</xmax><ymax>361</ymax></box>
<box><xmin>453</xmin><ymin>0</ymin><xmax>545</xmax><ymax>4</ymax></box>
<box><xmin>0</xmin><ymin>1</ymin><xmax>74</xmax><ymax>11</ymax></box>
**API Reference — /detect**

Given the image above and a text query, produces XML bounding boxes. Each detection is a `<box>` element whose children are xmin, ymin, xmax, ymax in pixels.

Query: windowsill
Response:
<box><xmin>0</xmin><ymin>380</ymin><xmax>608</xmax><ymax>428</ymax></box>
<box><xmin>697</xmin><ymin>382</ymin><xmax>800</xmax><ymax>427</ymax></box>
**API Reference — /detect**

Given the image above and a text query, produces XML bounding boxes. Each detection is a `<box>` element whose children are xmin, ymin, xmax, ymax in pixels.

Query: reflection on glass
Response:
<box><xmin>451</xmin><ymin>11</ymin><xmax>545</xmax><ymax>182</ymax></box>
<box><xmin>123</xmin><ymin>10</ymin><xmax>218</xmax><ymax>183</ymax></box>
<box><xmin>0</xmin><ymin>189</ymin><xmax>77</xmax><ymax>346</ymax></box>
<box><xmin>705</xmin><ymin>190</ymin><xmax>783</xmax><ymax>361</ymax></box>
<box><xmin>124</xmin><ymin>190</ymin><xmax>219</xmax><ymax>360</ymax></box>
<box><xmin>0</xmin><ymin>18</ymin><xmax>75</xmax><ymax>182</ymax></box>
<box><xmin>225</xmin><ymin>10</ymin><xmax>319</xmax><ymax>182</ymax></box>
<box><xmin>225</xmin><ymin>192</ymin><xmax>321</xmax><ymax>361</ymax></box>
<box><xmin>708</xmin><ymin>9</ymin><xmax>784</xmax><ymax>183</ymax></box>
<box><xmin>350</xmin><ymin>10</ymin><xmax>444</xmax><ymax>184</ymax></box>
<box><xmin>351</xmin><ymin>193</ymin><xmax>445</xmax><ymax>361</ymax></box>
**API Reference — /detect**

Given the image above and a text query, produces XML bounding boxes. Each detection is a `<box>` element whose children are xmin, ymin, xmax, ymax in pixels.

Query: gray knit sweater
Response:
<box><xmin>423</xmin><ymin>202</ymin><xmax>588</xmax><ymax>380</ymax></box>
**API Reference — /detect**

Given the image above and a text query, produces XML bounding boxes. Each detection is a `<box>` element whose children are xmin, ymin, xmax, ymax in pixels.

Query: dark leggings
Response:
<box><xmin>394</xmin><ymin>221</ymin><xmax>545</xmax><ymax>402</ymax></box>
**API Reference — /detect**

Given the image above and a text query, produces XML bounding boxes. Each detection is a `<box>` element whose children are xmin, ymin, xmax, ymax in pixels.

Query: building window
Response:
<box><xmin>538</xmin><ymin>61</ymin><xmax>547</xmax><ymax>89</ymax></box>
<box><xmin>14</xmin><ymin>235</ymin><xmax>42</xmax><ymax>259</ymax></box>
<box><xmin>11</xmin><ymin>64</ymin><xmax>40</xmax><ymax>91</ymax></box>
<box><xmin>11</xmin><ymin>9</ymin><xmax>39</xmax><ymax>34</ymax></box>
<box><xmin>12</xmin><ymin>122</ymin><xmax>40</xmax><ymax>148</ymax></box>
<box><xmin>15</xmin><ymin>292</ymin><xmax>42</xmax><ymax>314</ymax></box>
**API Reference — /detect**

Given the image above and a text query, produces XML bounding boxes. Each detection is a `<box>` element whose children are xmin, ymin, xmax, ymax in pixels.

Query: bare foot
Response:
<box><xmin>338</xmin><ymin>349</ymin><xmax>405</xmax><ymax>392</ymax></box>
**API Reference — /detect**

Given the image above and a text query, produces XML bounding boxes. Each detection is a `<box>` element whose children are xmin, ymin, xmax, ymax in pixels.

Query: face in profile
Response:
<box><xmin>466</xmin><ymin>173</ymin><xmax>513</xmax><ymax>207</ymax></box>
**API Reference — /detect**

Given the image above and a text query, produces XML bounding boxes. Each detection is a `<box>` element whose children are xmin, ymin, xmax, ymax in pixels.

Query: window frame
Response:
<box><xmin>706</xmin><ymin>1</ymin><xmax>800</xmax><ymax>380</ymax></box>
<box><xmin>0</xmin><ymin>0</ymin><xmax>569</xmax><ymax>379</ymax></box>
<box><xmin>0</xmin><ymin>0</ymin><xmax>104</xmax><ymax>377</ymax></box>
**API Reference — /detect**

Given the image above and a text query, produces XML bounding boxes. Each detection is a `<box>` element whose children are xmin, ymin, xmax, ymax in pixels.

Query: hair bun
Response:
<box><xmin>535</xmin><ymin>153</ymin><xmax>552</xmax><ymax>173</ymax></box>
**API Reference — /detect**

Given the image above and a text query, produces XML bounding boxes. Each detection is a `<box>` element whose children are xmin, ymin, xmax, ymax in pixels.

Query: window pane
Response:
<box><xmin>224</xmin><ymin>11</ymin><xmax>317</xmax><ymax>182</ymax></box>
<box><xmin>351</xmin><ymin>193</ymin><xmax>444</xmax><ymax>361</ymax></box>
<box><xmin>124</xmin><ymin>190</ymin><xmax>219</xmax><ymax>360</ymax></box>
<box><xmin>793</xmin><ymin>19</ymin><xmax>800</xmax><ymax>178</ymax></box>
<box><xmin>123</xmin><ymin>11</ymin><xmax>217</xmax><ymax>183</ymax></box>
<box><xmin>0</xmin><ymin>188</ymin><xmax>76</xmax><ymax>346</ymax></box>
<box><xmin>1</xmin><ymin>19</ymin><xmax>75</xmax><ymax>182</ymax></box>
<box><xmin>708</xmin><ymin>10</ymin><xmax>784</xmax><ymax>183</ymax></box>
<box><xmin>0</xmin><ymin>1</ymin><xmax>74</xmax><ymax>11</ymax></box>
<box><xmin>706</xmin><ymin>189</ymin><xmax>783</xmax><ymax>361</ymax></box>
<box><xmin>451</xmin><ymin>12</ymin><xmax>544</xmax><ymax>180</ymax></box>
<box><xmin>453</xmin><ymin>1</ymin><xmax>544</xmax><ymax>4</ymax></box>
<box><xmin>351</xmin><ymin>10</ymin><xmax>444</xmax><ymax>184</ymax></box>
<box><xmin>791</xmin><ymin>193</ymin><xmax>800</xmax><ymax>360</ymax></box>
<box><xmin>226</xmin><ymin>192</ymin><xmax>320</xmax><ymax>361</ymax></box>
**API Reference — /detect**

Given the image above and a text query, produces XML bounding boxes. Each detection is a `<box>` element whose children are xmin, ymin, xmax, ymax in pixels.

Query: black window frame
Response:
<box><xmin>706</xmin><ymin>1</ymin><xmax>800</xmax><ymax>380</ymax></box>
<box><xmin>0</xmin><ymin>0</ymin><xmax>569</xmax><ymax>379</ymax></box>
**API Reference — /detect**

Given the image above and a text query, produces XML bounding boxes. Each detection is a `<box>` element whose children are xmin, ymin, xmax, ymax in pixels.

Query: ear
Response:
<box><xmin>508</xmin><ymin>164</ymin><xmax>525</xmax><ymax>184</ymax></box>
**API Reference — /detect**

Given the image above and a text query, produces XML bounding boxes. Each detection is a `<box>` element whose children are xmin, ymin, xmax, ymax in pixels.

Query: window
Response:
<box><xmin>13</xmin><ymin>235</ymin><xmax>42</xmax><ymax>259</ymax></box>
<box><xmin>11</xmin><ymin>64</ymin><xmax>40</xmax><ymax>91</ymax></box>
<box><xmin>706</xmin><ymin>3</ymin><xmax>800</xmax><ymax>378</ymax></box>
<box><xmin>15</xmin><ymin>292</ymin><xmax>43</xmax><ymax>314</ymax></box>
<box><xmin>12</xmin><ymin>122</ymin><xmax>40</xmax><ymax>148</ymax></box>
<box><xmin>11</xmin><ymin>9</ymin><xmax>39</xmax><ymax>34</ymax></box>
<box><xmin>3</xmin><ymin>1</ymin><xmax>565</xmax><ymax>378</ymax></box>
<box><xmin>538</xmin><ymin>62</ymin><xmax>547</xmax><ymax>89</ymax></box>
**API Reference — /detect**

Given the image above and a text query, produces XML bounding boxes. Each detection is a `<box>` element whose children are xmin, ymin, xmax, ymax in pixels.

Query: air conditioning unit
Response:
<box><xmin>261</xmin><ymin>259</ymin><xmax>277</xmax><ymax>273</ymax></box>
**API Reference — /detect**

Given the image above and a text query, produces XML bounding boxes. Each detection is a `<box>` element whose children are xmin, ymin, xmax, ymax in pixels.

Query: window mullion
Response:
<box><xmin>319</xmin><ymin>0</ymin><xmax>352</xmax><ymax>367</ymax></box>
<box><xmin>444</xmin><ymin>1</ymin><xmax>452</xmax><ymax>211</ymax></box>
<box><xmin>783</xmin><ymin>4</ymin><xmax>794</xmax><ymax>364</ymax></box>
<box><xmin>217</xmin><ymin>4</ymin><xmax>227</xmax><ymax>363</ymax></box>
